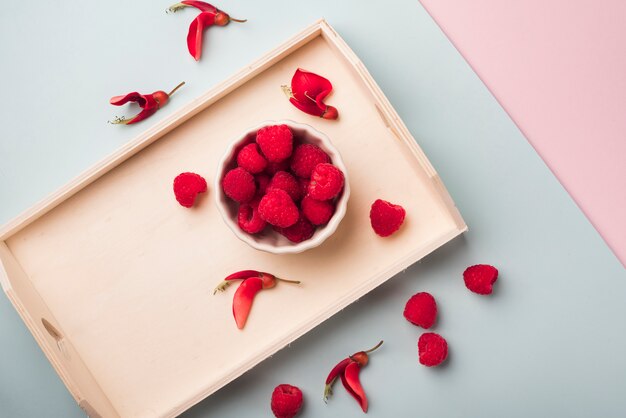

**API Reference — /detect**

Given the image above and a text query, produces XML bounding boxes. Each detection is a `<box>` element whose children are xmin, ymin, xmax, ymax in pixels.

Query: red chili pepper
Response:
<box><xmin>168</xmin><ymin>1</ymin><xmax>246</xmax><ymax>61</ymax></box>
<box><xmin>324</xmin><ymin>340</ymin><xmax>383</xmax><ymax>413</ymax></box>
<box><xmin>282</xmin><ymin>69</ymin><xmax>339</xmax><ymax>120</ymax></box>
<box><xmin>214</xmin><ymin>270</ymin><xmax>300</xmax><ymax>329</ymax></box>
<box><xmin>109</xmin><ymin>81</ymin><xmax>185</xmax><ymax>125</ymax></box>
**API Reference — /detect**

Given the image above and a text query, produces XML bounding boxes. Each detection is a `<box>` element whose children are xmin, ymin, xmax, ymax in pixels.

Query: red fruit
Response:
<box><xmin>256</xmin><ymin>174</ymin><xmax>271</xmax><ymax>196</ymax></box>
<box><xmin>298</xmin><ymin>178</ymin><xmax>309</xmax><ymax>198</ymax></box>
<box><xmin>237</xmin><ymin>143</ymin><xmax>267</xmax><ymax>174</ymax></box>
<box><xmin>271</xmin><ymin>384</ymin><xmax>303</xmax><ymax>418</ymax></box>
<box><xmin>266</xmin><ymin>159</ymin><xmax>290</xmax><ymax>176</ymax></box>
<box><xmin>463</xmin><ymin>264</ymin><xmax>499</xmax><ymax>295</ymax></box>
<box><xmin>277</xmin><ymin>216</ymin><xmax>315</xmax><ymax>243</ymax></box>
<box><xmin>418</xmin><ymin>332</ymin><xmax>448</xmax><ymax>367</ymax></box>
<box><xmin>403</xmin><ymin>292</ymin><xmax>437</xmax><ymax>329</ymax></box>
<box><xmin>268</xmin><ymin>171</ymin><xmax>303</xmax><ymax>202</ymax></box>
<box><xmin>256</xmin><ymin>125</ymin><xmax>293</xmax><ymax>163</ymax></box>
<box><xmin>308</xmin><ymin>163</ymin><xmax>344</xmax><ymax>201</ymax></box>
<box><xmin>290</xmin><ymin>144</ymin><xmax>330</xmax><ymax>178</ymax></box>
<box><xmin>222</xmin><ymin>167</ymin><xmax>256</xmax><ymax>203</ymax></box>
<box><xmin>238</xmin><ymin>198</ymin><xmax>266</xmax><ymax>234</ymax></box>
<box><xmin>301</xmin><ymin>195</ymin><xmax>334</xmax><ymax>225</ymax></box>
<box><xmin>369</xmin><ymin>199</ymin><xmax>406</xmax><ymax>237</ymax></box>
<box><xmin>173</xmin><ymin>172</ymin><xmax>207</xmax><ymax>208</ymax></box>
<box><xmin>258</xmin><ymin>189</ymin><xmax>299</xmax><ymax>228</ymax></box>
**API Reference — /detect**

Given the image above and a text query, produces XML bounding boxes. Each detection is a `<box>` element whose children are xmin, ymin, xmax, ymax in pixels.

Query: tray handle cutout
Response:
<box><xmin>42</xmin><ymin>318</ymin><xmax>71</xmax><ymax>360</ymax></box>
<box><xmin>42</xmin><ymin>318</ymin><xmax>62</xmax><ymax>340</ymax></box>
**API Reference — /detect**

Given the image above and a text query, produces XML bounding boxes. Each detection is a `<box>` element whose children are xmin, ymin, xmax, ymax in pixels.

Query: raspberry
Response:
<box><xmin>266</xmin><ymin>160</ymin><xmax>290</xmax><ymax>176</ymax></box>
<box><xmin>256</xmin><ymin>125</ymin><xmax>293</xmax><ymax>163</ymax></box>
<box><xmin>238</xmin><ymin>198</ymin><xmax>266</xmax><ymax>234</ymax></box>
<box><xmin>403</xmin><ymin>292</ymin><xmax>437</xmax><ymax>329</ymax></box>
<box><xmin>222</xmin><ymin>167</ymin><xmax>256</xmax><ymax>203</ymax></box>
<box><xmin>258</xmin><ymin>189</ymin><xmax>299</xmax><ymax>228</ymax></box>
<box><xmin>308</xmin><ymin>163</ymin><xmax>344</xmax><ymax>201</ymax></box>
<box><xmin>463</xmin><ymin>264</ymin><xmax>498</xmax><ymax>295</ymax></box>
<box><xmin>418</xmin><ymin>332</ymin><xmax>448</xmax><ymax>367</ymax></box>
<box><xmin>237</xmin><ymin>143</ymin><xmax>267</xmax><ymax>174</ymax></box>
<box><xmin>268</xmin><ymin>171</ymin><xmax>303</xmax><ymax>202</ymax></box>
<box><xmin>301</xmin><ymin>195</ymin><xmax>334</xmax><ymax>225</ymax></box>
<box><xmin>298</xmin><ymin>178</ymin><xmax>309</xmax><ymax>198</ymax></box>
<box><xmin>277</xmin><ymin>216</ymin><xmax>315</xmax><ymax>243</ymax></box>
<box><xmin>290</xmin><ymin>144</ymin><xmax>330</xmax><ymax>178</ymax></box>
<box><xmin>173</xmin><ymin>172</ymin><xmax>207</xmax><ymax>208</ymax></box>
<box><xmin>256</xmin><ymin>174</ymin><xmax>271</xmax><ymax>196</ymax></box>
<box><xmin>271</xmin><ymin>384</ymin><xmax>303</xmax><ymax>418</ymax></box>
<box><xmin>369</xmin><ymin>199</ymin><xmax>405</xmax><ymax>237</ymax></box>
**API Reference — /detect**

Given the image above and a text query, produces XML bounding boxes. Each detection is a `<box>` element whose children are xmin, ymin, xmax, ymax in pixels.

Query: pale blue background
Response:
<box><xmin>1</xmin><ymin>1</ymin><xmax>625</xmax><ymax>417</ymax></box>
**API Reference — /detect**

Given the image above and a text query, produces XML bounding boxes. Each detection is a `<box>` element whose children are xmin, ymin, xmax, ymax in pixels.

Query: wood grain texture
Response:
<box><xmin>0</xmin><ymin>21</ymin><xmax>465</xmax><ymax>418</ymax></box>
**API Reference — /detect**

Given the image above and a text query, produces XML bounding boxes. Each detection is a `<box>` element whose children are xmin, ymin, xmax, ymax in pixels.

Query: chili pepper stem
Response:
<box><xmin>229</xmin><ymin>17</ymin><xmax>247</xmax><ymax>23</ymax></box>
<box><xmin>363</xmin><ymin>340</ymin><xmax>384</xmax><ymax>354</ymax></box>
<box><xmin>168</xmin><ymin>81</ymin><xmax>186</xmax><ymax>97</ymax></box>
<box><xmin>275</xmin><ymin>277</ymin><xmax>301</xmax><ymax>285</ymax></box>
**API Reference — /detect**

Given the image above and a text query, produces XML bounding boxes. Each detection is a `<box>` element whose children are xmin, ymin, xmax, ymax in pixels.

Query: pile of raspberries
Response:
<box><xmin>222</xmin><ymin>124</ymin><xmax>345</xmax><ymax>243</ymax></box>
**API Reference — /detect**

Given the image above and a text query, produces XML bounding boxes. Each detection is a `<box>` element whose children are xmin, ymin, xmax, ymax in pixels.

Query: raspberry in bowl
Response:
<box><xmin>215</xmin><ymin>120</ymin><xmax>350</xmax><ymax>254</ymax></box>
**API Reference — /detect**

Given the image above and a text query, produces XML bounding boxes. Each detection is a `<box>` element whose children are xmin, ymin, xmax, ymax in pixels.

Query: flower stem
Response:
<box><xmin>168</xmin><ymin>81</ymin><xmax>185</xmax><ymax>97</ymax></box>
<box><xmin>276</xmin><ymin>277</ymin><xmax>301</xmax><ymax>285</ymax></box>
<box><xmin>230</xmin><ymin>17</ymin><xmax>247</xmax><ymax>23</ymax></box>
<box><xmin>363</xmin><ymin>340</ymin><xmax>384</xmax><ymax>354</ymax></box>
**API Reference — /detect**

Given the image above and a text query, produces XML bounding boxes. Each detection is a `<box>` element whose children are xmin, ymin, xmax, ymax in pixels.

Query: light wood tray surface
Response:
<box><xmin>0</xmin><ymin>20</ymin><xmax>465</xmax><ymax>418</ymax></box>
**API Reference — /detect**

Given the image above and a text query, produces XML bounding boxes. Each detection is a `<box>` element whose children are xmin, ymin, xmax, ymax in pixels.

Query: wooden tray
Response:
<box><xmin>0</xmin><ymin>20</ymin><xmax>466</xmax><ymax>418</ymax></box>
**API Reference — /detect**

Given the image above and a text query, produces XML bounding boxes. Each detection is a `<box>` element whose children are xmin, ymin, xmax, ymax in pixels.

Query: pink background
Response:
<box><xmin>420</xmin><ymin>0</ymin><xmax>626</xmax><ymax>266</ymax></box>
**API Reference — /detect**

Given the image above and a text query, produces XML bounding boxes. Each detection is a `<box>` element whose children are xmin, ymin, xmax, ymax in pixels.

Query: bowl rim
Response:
<box><xmin>214</xmin><ymin>119</ymin><xmax>350</xmax><ymax>254</ymax></box>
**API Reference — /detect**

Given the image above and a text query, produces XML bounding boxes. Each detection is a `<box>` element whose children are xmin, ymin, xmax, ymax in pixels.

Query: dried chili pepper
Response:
<box><xmin>109</xmin><ymin>81</ymin><xmax>185</xmax><ymax>125</ymax></box>
<box><xmin>167</xmin><ymin>1</ymin><xmax>246</xmax><ymax>61</ymax></box>
<box><xmin>282</xmin><ymin>69</ymin><xmax>338</xmax><ymax>120</ymax></box>
<box><xmin>214</xmin><ymin>270</ymin><xmax>300</xmax><ymax>329</ymax></box>
<box><xmin>324</xmin><ymin>340</ymin><xmax>383</xmax><ymax>412</ymax></box>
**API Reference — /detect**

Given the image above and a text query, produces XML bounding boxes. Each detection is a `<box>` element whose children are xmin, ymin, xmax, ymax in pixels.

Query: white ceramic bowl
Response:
<box><xmin>215</xmin><ymin>120</ymin><xmax>350</xmax><ymax>254</ymax></box>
